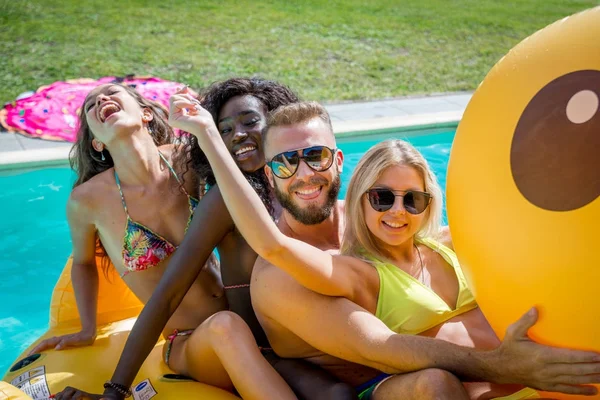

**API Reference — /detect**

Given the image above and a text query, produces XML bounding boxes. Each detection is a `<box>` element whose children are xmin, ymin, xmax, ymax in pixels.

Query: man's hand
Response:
<box><xmin>489</xmin><ymin>308</ymin><xmax>600</xmax><ymax>396</ymax></box>
<box><xmin>28</xmin><ymin>331</ymin><xmax>96</xmax><ymax>355</ymax></box>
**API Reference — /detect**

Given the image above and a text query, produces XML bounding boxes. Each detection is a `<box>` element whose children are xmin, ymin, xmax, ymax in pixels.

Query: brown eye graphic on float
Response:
<box><xmin>510</xmin><ymin>70</ymin><xmax>600</xmax><ymax>211</ymax></box>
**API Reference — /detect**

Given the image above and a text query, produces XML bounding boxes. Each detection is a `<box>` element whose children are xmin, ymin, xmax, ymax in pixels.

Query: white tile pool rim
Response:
<box><xmin>0</xmin><ymin>110</ymin><xmax>462</xmax><ymax>172</ymax></box>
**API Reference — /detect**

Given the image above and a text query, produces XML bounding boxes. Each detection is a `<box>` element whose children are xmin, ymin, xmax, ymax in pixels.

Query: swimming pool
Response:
<box><xmin>0</xmin><ymin>129</ymin><xmax>454</xmax><ymax>374</ymax></box>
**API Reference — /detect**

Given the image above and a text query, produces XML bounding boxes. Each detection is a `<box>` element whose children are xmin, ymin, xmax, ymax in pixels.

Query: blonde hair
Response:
<box><xmin>341</xmin><ymin>139</ymin><xmax>443</xmax><ymax>261</ymax></box>
<box><xmin>267</xmin><ymin>101</ymin><xmax>333</xmax><ymax>132</ymax></box>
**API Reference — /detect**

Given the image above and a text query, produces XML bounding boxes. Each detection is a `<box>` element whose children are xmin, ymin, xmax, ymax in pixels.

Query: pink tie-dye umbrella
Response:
<box><xmin>0</xmin><ymin>75</ymin><xmax>184</xmax><ymax>142</ymax></box>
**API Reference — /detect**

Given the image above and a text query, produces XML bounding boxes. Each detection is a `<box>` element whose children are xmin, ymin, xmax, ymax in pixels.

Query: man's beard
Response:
<box><xmin>274</xmin><ymin>173</ymin><xmax>342</xmax><ymax>225</ymax></box>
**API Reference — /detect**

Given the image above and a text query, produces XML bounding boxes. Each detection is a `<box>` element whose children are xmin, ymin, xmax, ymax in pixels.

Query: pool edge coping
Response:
<box><xmin>0</xmin><ymin>147</ymin><xmax>72</xmax><ymax>171</ymax></box>
<box><xmin>333</xmin><ymin>111</ymin><xmax>461</xmax><ymax>139</ymax></box>
<box><xmin>0</xmin><ymin>111</ymin><xmax>461</xmax><ymax>172</ymax></box>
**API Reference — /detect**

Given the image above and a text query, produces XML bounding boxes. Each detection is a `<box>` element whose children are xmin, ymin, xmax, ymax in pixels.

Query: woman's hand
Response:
<box><xmin>53</xmin><ymin>387</ymin><xmax>121</xmax><ymax>400</ymax></box>
<box><xmin>28</xmin><ymin>330</ymin><xmax>96</xmax><ymax>355</ymax></box>
<box><xmin>168</xmin><ymin>87</ymin><xmax>216</xmax><ymax>138</ymax></box>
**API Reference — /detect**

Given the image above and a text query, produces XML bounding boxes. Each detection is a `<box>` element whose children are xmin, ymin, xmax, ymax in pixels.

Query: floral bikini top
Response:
<box><xmin>116</xmin><ymin>152</ymin><xmax>198</xmax><ymax>277</ymax></box>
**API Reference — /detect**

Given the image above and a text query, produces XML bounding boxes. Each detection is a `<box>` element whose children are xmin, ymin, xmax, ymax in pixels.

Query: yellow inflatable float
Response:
<box><xmin>447</xmin><ymin>6</ymin><xmax>599</xmax><ymax>400</ymax></box>
<box><xmin>0</xmin><ymin>380</ymin><xmax>31</xmax><ymax>399</ymax></box>
<box><xmin>2</xmin><ymin>257</ymin><xmax>238</xmax><ymax>400</ymax></box>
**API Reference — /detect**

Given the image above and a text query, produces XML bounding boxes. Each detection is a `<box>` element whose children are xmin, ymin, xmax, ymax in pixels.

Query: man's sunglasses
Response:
<box><xmin>365</xmin><ymin>188</ymin><xmax>431</xmax><ymax>214</ymax></box>
<box><xmin>268</xmin><ymin>146</ymin><xmax>336</xmax><ymax>179</ymax></box>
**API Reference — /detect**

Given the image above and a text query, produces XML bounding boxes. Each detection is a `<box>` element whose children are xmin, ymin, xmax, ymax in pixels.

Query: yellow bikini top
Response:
<box><xmin>369</xmin><ymin>237</ymin><xmax>477</xmax><ymax>335</ymax></box>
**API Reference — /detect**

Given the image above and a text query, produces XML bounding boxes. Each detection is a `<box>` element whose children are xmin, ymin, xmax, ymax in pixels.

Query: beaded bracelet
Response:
<box><xmin>103</xmin><ymin>381</ymin><xmax>132</xmax><ymax>398</ymax></box>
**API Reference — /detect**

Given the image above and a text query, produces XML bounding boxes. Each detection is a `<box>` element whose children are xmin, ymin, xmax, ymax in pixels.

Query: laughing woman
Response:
<box><xmin>38</xmin><ymin>83</ymin><xmax>292</xmax><ymax>400</ymax></box>
<box><xmin>55</xmin><ymin>80</ymin><xmax>356</xmax><ymax>400</ymax></box>
<box><xmin>31</xmin><ymin>83</ymin><xmax>224</xmax><ymax>358</ymax></box>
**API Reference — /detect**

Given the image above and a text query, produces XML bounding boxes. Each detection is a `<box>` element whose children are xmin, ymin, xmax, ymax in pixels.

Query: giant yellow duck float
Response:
<box><xmin>448</xmin><ymin>6</ymin><xmax>600</xmax><ymax>400</ymax></box>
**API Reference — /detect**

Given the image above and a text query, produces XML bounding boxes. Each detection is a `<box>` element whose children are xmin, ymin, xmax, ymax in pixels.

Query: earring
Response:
<box><xmin>95</xmin><ymin>143</ymin><xmax>105</xmax><ymax>161</ymax></box>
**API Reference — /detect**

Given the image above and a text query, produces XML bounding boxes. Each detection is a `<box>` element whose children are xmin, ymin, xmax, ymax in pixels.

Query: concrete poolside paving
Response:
<box><xmin>0</xmin><ymin>92</ymin><xmax>472</xmax><ymax>171</ymax></box>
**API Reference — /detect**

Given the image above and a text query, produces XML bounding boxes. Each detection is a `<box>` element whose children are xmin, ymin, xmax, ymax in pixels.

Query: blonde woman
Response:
<box><xmin>169</xmin><ymin>96</ymin><xmax>600</xmax><ymax>400</ymax></box>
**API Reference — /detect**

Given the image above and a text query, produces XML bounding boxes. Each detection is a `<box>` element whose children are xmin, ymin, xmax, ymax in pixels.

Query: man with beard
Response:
<box><xmin>245</xmin><ymin>102</ymin><xmax>600</xmax><ymax>398</ymax></box>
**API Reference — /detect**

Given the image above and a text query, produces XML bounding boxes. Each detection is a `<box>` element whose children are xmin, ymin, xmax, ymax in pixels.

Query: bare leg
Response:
<box><xmin>373</xmin><ymin>369</ymin><xmax>469</xmax><ymax>400</ymax></box>
<box><xmin>171</xmin><ymin>311</ymin><xmax>297</xmax><ymax>400</ymax></box>
<box><xmin>265</xmin><ymin>353</ymin><xmax>358</xmax><ymax>400</ymax></box>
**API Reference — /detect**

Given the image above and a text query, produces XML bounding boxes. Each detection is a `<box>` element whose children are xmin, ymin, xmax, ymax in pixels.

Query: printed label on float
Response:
<box><xmin>10</xmin><ymin>366</ymin><xmax>51</xmax><ymax>399</ymax></box>
<box><xmin>132</xmin><ymin>378</ymin><xmax>157</xmax><ymax>400</ymax></box>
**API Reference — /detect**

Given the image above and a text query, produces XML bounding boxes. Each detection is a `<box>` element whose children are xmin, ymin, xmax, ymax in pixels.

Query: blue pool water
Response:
<box><xmin>0</xmin><ymin>130</ymin><xmax>454</xmax><ymax>374</ymax></box>
<box><xmin>0</xmin><ymin>167</ymin><xmax>75</xmax><ymax>374</ymax></box>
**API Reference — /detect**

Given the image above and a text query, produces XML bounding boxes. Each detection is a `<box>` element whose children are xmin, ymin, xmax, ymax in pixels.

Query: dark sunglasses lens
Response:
<box><xmin>404</xmin><ymin>191</ymin><xmax>429</xmax><ymax>214</ymax></box>
<box><xmin>303</xmin><ymin>146</ymin><xmax>334</xmax><ymax>171</ymax></box>
<box><xmin>271</xmin><ymin>152</ymin><xmax>299</xmax><ymax>178</ymax></box>
<box><xmin>368</xmin><ymin>189</ymin><xmax>395</xmax><ymax>212</ymax></box>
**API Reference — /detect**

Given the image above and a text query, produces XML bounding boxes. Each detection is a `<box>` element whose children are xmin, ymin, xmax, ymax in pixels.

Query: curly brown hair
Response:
<box><xmin>179</xmin><ymin>77</ymin><xmax>299</xmax><ymax>213</ymax></box>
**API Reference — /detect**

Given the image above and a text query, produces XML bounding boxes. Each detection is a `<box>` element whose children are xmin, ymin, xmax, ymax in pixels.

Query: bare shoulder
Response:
<box><xmin>252</xmin><ymin>256</ymin><xmax>281</xmax><ymax>286</ymax></box>
<box><xmin>68</xmin><ymin>171</ymin><xmax>113</xmax><ymax>214</ymax></box>
<box><xmin>251</xmin><ymin>257</ymin><xmax>300</xmax><ymax>309</ymax></box>
<box><xmin>438</xmin><ymin>226</ymin><xmax>454</xmax><ymax>250</ymax></box>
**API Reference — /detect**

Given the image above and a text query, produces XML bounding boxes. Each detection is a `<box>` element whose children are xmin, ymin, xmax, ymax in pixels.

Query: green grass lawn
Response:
<box><xmin>0</xmin><ymin>0</ymin><xmax>597</xmax><ymax>103</ymax></box>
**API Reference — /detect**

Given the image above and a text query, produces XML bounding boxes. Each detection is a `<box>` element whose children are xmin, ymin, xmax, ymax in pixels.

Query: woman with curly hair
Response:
<box><xmin>55</xmin><ymin>79</ymin><xmax>356</xmax><ymax>400</ymax></box>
